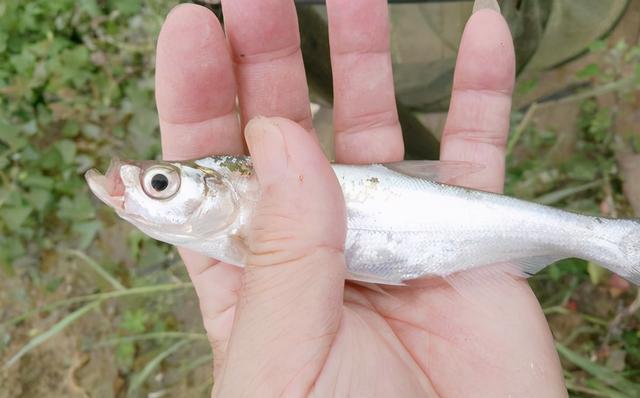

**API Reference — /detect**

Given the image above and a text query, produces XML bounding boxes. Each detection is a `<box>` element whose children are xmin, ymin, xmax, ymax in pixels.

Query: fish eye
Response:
<box><xmin>142</xmin><ymin>166</ymin><xmax>180</xmax><ymax>199</ymax></box>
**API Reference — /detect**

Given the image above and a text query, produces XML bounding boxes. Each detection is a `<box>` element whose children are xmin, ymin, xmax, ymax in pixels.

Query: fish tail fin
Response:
<box><xmin>587</xmin><ymin>218</ymin><xmax>640</xmax><ymax>285</ymax></box>
<box><xmin>617</xmin><ymin>222</ymin><xmax>640</xmax><ymax>284</ymax></box>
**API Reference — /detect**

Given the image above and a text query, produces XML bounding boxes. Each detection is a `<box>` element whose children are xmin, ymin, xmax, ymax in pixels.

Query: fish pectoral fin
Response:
<box><xmin>383</xmin><ymin>160</ymin><xmax>484</xmax><ymax>184</ymax></box>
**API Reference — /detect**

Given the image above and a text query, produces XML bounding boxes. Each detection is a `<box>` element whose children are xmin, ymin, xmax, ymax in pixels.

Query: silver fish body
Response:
<box><xmin>86</xmin><ymin>156</ymin><xmax>640</xmax><ymax>285</ymax></box>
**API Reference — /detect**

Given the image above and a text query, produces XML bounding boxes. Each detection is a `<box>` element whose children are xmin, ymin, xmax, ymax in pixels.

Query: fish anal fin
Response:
<box><xmin>384</xmin><ymin>160</ymin><xmax>484</xmax><ymax>184</ymax></box>
<box><xmin>346</xmin><ymin>272</ymin><xmax>406</xmax><ymax>297</ymax></box>
<box><xmin>347</xmin><ymin>271</ymin><xmax>406</xmax><ymax>286</ymax></box>
<box><xmin>508</xmin><ymin>255</ymin><xmax>566</xmax><ymax>279</ymax></box>
<box><xmin>443</xmin><ymin>256</ymin><xmax>564</xmax><ymax>317</ymax></box>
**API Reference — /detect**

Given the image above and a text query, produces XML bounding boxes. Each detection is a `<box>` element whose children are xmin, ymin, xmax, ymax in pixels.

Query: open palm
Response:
<box><xmin>155</xmin><ymin>1</ymin><xmax>567</xmax><ymax>396</ymax></box>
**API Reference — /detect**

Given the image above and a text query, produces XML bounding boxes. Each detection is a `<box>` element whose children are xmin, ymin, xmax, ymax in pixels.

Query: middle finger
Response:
<box><xmin>221</xmin><ymin>0</ymin><xmax>313</xmax><ymax>131</ymax></box>
<box><xmin>327</xmin><ymin>0</ymin><xmax>404</xmax><ymax>164</ymax></box>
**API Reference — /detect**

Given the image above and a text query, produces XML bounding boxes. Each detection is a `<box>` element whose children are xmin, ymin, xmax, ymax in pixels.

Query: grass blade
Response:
<box><xmin>4</xmin><ymin>300</ymin><xmax>101</xmax><ymax>368</ymax></box>
<box><xmin>507</xmin><ymin>102</ymin><xmax>539</xmax><ymax>156</ymax></box>
<box><xmin>94</xmin><ymin>331</ymin><xmax>207</xmax><ymax>347</ymax></box>
<box><xmin>172</xmin><ymin>353</ymin><xmax>212</xmax><ymax>379</ymax></box>
<box><xmin>1</xmin><ymin>282</ymin><xmax>193</xmax><ymax>329</ymax></box>
<box><xmin>556</xmin><ymin>342</ymin><xmax>640</xmax><ymax>395</ymax></box>
<box><xmin>127</xmin><ymin>340</ymin><xmax>189</xmax><ymax>395</ymax></box>
<box><xmin>535</xmin><ymin>180</ymin><xmax>602</xmax><ymax>206</ymax></box>
<box><xmin>63</xmin><ymin>249</ymin><xmax>125</xmax><ymax>291</ymax></box>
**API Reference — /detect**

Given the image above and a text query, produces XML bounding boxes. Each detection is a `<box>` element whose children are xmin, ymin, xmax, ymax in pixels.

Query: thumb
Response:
<box><xmin>213</xmin><ymin>117</ymin><xmax>346</xmax><ymax>396</ymax></box>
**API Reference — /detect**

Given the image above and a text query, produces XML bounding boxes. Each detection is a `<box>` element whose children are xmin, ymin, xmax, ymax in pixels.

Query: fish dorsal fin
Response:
<box><xmin>383</xmin><ymin>160</ymin><xmax>484</xmax><ymax>184</ymax></box>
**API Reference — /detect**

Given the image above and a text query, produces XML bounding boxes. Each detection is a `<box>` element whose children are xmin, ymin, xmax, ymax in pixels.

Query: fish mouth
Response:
<box><xmin>85</xmin><ymin>157</ymin><xmax>125</xmax><ymax>210</ymax></box>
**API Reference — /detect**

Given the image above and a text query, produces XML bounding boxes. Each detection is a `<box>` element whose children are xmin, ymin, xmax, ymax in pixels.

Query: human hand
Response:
<box><xmin>155</xmin><ymin>0</ymin><xmax>567</xmax><ymax>396</ymax></box>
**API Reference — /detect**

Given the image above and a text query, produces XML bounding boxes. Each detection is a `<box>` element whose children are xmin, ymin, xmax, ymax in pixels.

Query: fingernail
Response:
<box><xmin>473</xmin><ymin>0</ymin><xmax>501</xmax><ymax>14</ymax></box>
<box><xmin>245</xmin><ymin>117</ymin><xmax>288</xmax><ymax>187</ymax></box>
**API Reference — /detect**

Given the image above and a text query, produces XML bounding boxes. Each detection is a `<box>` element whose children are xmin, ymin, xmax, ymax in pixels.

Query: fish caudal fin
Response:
<box><xmin>617</xmin><ymin>224</ymin><xmax>640</xmax><ymax>284</ymax></box>
<box><xmin>584</xmin><ymin>219</ymin><xmax>640</xmax><ymax>285</ymax></box>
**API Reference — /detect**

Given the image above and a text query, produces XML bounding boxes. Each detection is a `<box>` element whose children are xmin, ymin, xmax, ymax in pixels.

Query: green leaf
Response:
<box><xmin>55</xmin><ymin>139</ymin><xmax>76</xmax><ymax>164</ymax></box>
<box><xmin>546</xmin><ymin>258</ymin><xmax>589</xmax><ymax>281</ymax></box>
<box><xmin>116</xmin><ymin>340</ymin><xmax>135</xmax><ymax>370</ymax></box>
<box><xmin>516</xmin><ymin>77</ymin><xmax>540</xmax><ymax>96</ymax></box>
<box><xmin>577</xmin><ymin>63</ymin><xmax>602</xmax><ymax>79</ymax></box>
<box><xmin>0</xmin><ymin>237</ymin><xmax>25</xmax><ymax>267</ymax></box>
<box><xmin>78</xmin><ymin>0</ymin><xmax>101</xmax><ymax>17</ymax></box>
<box><xmin>120</xmin><ymin>309</ymin><xmax>149</xmax><ymax>334</ymax></box>
<box><xmin>62</xmin><ymin>121</ymin><xmax>79</xmax><ymax>138</ymax></box>
<box><xmin>137</xmin><ymin>241</ymin><xmax>168</xmax><ymax>269</ymax></box>
<box><xmin>589</xmin><ymin>40</ymin><xmax>608</xmax><ymax>52</ymax></box>
<box><xmin>127</xmin><ymin>229</ymin><xmax>145</xmax><ymax>260</ymax></box>
<box><xmin>622</xmin><ymin>330</ymin><xmax>640</xmax><ymax>362</ymax></box>
<box><xmin>72</xmin><ymin>220</ymin><xmax>102</xmax><ymax>250</ymax></box>
<box><xmin>40</xmin><ymin>146</ymin><xmax>63</xmax><ymax>171</ymax></box>
<box><xmin>81</xmin><ymin>123</ymin><xmax>101</xmax><ymax>139</ymax></box>
<box><xmin>110</xmin><ymin>0</ymin><xmax>142</xmax><ymax>16</ymax></box>
<box><xmin>128</xmin><ymin>108</ymin><xmax>160</xmax><ymax>158</ymax></box>
<box><xmin>22</xmin><ymin>174</ymin><xmax>55</xmax><ymax>190</ymax></box>
<box><xmin>26</xmin><ymin>188</ymin><xmax>51</xmax><ymax>212</ymax></box>
<box><xmin>21</xmin><ymin>120</ymin><xmax>38</xmax><ymax>135</ymax></box>
<box><xmin>548</xmin><ymin>264</ymin><xmax>562</xmax><ymax>281</ymax></box>
<box><xmin>9</xmin><ymin>50</ymin><xmax>36</xmax><ymax>74</ymax></box>
<box><xmin>0</xmin><ymin>120</ymin><xmax>27</xmax><ymax>150</ymax></box>
<box><xmin>567</xmin><ymin>157</ymin><xmax>600</xmax><ymax>181</ymax></box>
<box><xmin>57</xmin><ymin>195</ymin><xmax>95</xmax><ymax>222</ymax></box>
<box><xmin>62</xmin><ymin>46</ymin><xmax>89</xmax><ymax>70</ymax></box>
<box><xmin>587</xmin><ymin>262</ymin><xmax>610</xmax><ymax>285</ymax></box>
<box><xmin>0</xmin><ymin>205</ymin><xmax>32</xmax><ymax>230</ymax></box>
<box><xmin>45</xmin><ymin>277</ymin><xmax>64</xmax><ymax>293</ymax></box>
<box><xmin>0</xmin><ymin>31</ymin><xmax>7</xmax><ymax>53</ymax></box>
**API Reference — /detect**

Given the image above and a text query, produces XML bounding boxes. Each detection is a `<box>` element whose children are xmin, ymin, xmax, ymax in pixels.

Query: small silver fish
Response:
<box><xmin>85</xmin><ymin>156</ymin><xmax>640</xmax><ymax>285</ymax></box>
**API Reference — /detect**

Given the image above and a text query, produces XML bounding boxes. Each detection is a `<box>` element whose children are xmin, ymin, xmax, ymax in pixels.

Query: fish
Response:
<box><xmin>85</xmin><ymin>156</ymin><xmax>640</xmax><ymax>286</ymax></box>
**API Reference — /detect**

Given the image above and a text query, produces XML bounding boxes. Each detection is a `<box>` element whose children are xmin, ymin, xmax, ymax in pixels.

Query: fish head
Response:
<box><xmin>85</xmin><ymin>158</ymin><xmax>238</xmax><ymax>241</ymax></box>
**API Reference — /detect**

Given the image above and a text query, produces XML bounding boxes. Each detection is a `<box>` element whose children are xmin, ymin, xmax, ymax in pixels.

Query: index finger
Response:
<box><xmin>156</xmin><ymin>4</ymin><xmax>243</xmax><ymax>160</ymax></box>
<box><xmin>221</xmin><ymin>0</ymin><xmax>313</xmax><ymax>131</ymax></box>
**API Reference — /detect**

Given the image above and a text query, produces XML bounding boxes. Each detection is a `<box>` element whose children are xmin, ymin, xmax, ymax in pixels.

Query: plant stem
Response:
<box><xmin>538</xmin><ymin>76</ymin><xmax>636</xmax><ymax>109</ymax></box>
<box><xmin>62</xmin><ymin>249</ymin><xmax>125</xmax><ymax>291</ymax></box>
<box><xmin>507</xmin><ymin>102</ymin><xmax>539</xmax><ymax>156</ymax></box>
<box><xmin>94</xmin><ymin>331</ymin><xmax>207</xmax><ymax>347</ymax></box>
<box><xmin>1</xmin><ymin>282</ymin><xmax>193</xmax><ymax>329</ymax></box>
<box><xmin>4</xmin><ymin>301</ymin><xmax>101</xmax><ymax>368</ymax></box>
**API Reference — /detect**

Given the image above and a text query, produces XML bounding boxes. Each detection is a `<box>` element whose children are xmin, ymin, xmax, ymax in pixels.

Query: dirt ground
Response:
<box><xmin>0</xmin><ymin>254</ymin><xmax>209</xmax><ymax>397</ymax></box>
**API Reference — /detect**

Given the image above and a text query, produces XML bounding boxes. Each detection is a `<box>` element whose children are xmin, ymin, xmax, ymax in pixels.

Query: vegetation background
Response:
<box><xmin>0</xmin><ymin>0</ymin><xmax>639</xmax><ymax>396</ymax></box>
